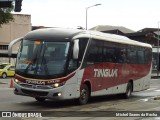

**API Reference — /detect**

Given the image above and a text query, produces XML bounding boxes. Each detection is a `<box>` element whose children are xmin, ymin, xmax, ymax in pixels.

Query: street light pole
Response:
<box><xmin>157</xmin><ymin>22</ymin><xmax>160</xmax><ymax>76</ymax></box>
<box><xmin>85</xmin><ymin>4</ymin><xmax>101</xmax><ymax>30</ymax></box>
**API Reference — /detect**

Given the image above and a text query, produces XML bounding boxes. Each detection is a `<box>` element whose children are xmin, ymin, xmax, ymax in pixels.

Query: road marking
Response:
<box><xmin>0</xmin><ymin>88</ymin><xmax>14</xmax><ymax>90</ymax></box>
<box><xmin>139</xmin><ymin>98</ymin><xmax>149</xmax><ymax>102</ymax></box>
<box><xmin>146</xmin><ymin>88</ymin><xmax>157</xmax><ymax>91</ymax></box>
<box><xmin>0</xmin><ymin>82</ymin><xmax>8</xmax><ymax>84</ymax></box>
<box><xmin>154</xmin><ymin>89</ymin><xmax>160</xmax><ymax>92</ymax></box>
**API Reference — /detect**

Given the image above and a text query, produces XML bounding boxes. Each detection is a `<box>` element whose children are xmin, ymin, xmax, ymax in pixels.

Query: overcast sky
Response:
<box><xmin>13</xmin><ymin>0</ymin><xmax>160</xmax><ymax>31</ymax></box>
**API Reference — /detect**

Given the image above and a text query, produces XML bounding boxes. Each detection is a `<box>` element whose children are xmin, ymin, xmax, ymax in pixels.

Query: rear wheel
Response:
<box><xmin>35</xmin><ymin>97</ymin><xmax>46</xmax><ymax>102</ymax></box>
<box><xmin>123</xmin><ymin>82</ymin><xmax>132</xmax><ymax>98</ymax></box>
<box><xmin>2</xmin><ymin>73</ymin><xmax>7</xmax><ymax>79</ymax></box>
<box><xmin>79</xmin><ymin>84</ymin><xmax>89</xmax><ymax>105</ymax></box>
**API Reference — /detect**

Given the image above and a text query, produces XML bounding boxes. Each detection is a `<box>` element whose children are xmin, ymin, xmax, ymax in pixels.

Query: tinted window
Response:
<box><xmin>86</xmin><ymin>39</ymin><xmax>151</xmax><ymax>65</ymax></box>
<box><xmin>127</xmin><ymin>49</ymin><xmax>137</xmax><ymax>64</ymax></box>
<box><xmin>103</xmin><ymin>47</ymin><xmax>116</xmax><ymax>63</ymax></box>
<box><xmin>78</xmin><ymin>38</ymin><xmax>89</xmax><ymax>61</ymax></box>
<box><xmin>115</xmin><ymin>48</ymin><xmax>126</xmax><ymax>63</ymax></box>
<box><xmin>0</xmin><ymin>64</ymin><xmax>7</xmax><ymax>69</ymax></box>
<box><xmin>87</xmin><ymin>40</ymin><xmax>103</xmax><ymax>62</ymax></box>
<box><xmin>137</xmin><ymin>51</ymin><xmax>145</xmax><ymax>64</ymax></box>
<box><xmin>8</xmin><ymin>66</ymin><xmax>15</xmax><ymax>71</ymax></box>
<box><xmin>145</xmin><ymin>48</ymin><xmax>152</xmax><ymax>64</ymax></box>
<box><xmin>68</xmin><ymin>38</ymin><xmax>89</xmax><ymax>73</ymax></box>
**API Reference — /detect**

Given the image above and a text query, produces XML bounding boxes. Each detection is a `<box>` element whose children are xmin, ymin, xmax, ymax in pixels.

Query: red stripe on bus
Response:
<box><xmin>81</xmin><ymin>63</ymin><xmax>151</xmax><ymax>92</ymax></box>
<box><xmin>14</xmin><ymin>72</ymin><xmax>76</xmax><ymax>85</ymax></box>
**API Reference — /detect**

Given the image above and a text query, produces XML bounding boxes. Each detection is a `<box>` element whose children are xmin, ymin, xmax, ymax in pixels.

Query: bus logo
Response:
<box><xmin>94</xmin><ymin>69</ymin><xmax>118</xmax><ymax>78</ymax></box>
<box><xmin>26</xmin><ymin>80</ymin><xmax>45</xmax><ymax>85</ymax></box>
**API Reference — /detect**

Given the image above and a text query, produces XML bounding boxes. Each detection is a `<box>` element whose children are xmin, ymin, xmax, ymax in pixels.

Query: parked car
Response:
<box><xmin>0</xmin><ymin>64</ymin><xmax>15</xmax><ymax>78</ymax></box>
<box><xmin>0</xmin><ymin>63</ymin><xmax>11</xmax><ymax>69</ymax></box>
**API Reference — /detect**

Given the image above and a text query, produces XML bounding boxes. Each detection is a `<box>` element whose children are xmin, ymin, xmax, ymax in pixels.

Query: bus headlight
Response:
<box><xmin>52</xmin><ymin>81</ymin><xmax>66</xmax><ymax>88</ymax></box>
<box><xmin>53</xmin><ymin>83</ymin><xmax>59</xmax><ymax>88</ymax></box>
<box><xmin>14</xmin><ymin>79</ymin><xmax>20</xmax><ymax>84</ymax></box>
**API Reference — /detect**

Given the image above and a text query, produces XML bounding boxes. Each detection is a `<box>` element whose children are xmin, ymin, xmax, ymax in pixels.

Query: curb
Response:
<box><xmin>0</xmin><ymin>82</ymin><xmax>7</xmax><ymax>84</ymax></box>
<box><xmin>151</xmin><ymin>76</ymin><xmax>160</xmax><ymax>79</ymax></box>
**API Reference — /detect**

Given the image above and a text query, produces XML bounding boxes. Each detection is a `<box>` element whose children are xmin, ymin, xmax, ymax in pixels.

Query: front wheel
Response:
<box><xmin>35</xmin><ymin>97</ymin><xmax>46</xmax><ymax>102</ymax></box>
<box><xmin>79</xmin><ymin>84</ymin><xmax>89</xmax><ymax>105</ymax></box>
<box><xmin>2</xmin><ymin>73</ymin><xmax>7</xmax><ymax>79</ymax></box>
<box><xmin>123</xmin><ymin>82</ymin><xmax>132</xmax><ymax>99</ymax></box>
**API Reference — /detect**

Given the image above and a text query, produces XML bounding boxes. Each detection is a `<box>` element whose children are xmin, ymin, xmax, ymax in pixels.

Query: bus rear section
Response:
<box><xmin>9</xmin><ymin>28</ymin><xmax>152</xmax><ymax>105</ymax></box>
<box><xmin>77</xmin><ymin>37</ymin><xmax>152</xmax><ymax>100</ymax></box>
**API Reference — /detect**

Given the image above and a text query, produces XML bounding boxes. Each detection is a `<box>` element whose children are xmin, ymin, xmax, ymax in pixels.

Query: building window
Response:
<box><xmin>0</xmin><ymin>45</ymin><xmax>8</xmax><ymax>51</ymax></box>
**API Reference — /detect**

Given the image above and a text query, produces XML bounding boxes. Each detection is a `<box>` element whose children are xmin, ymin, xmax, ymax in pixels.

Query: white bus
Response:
<box><xmin>8</xmin><ymin>28</ymin><xmax>152</xmax><ymax>105</ymax></box>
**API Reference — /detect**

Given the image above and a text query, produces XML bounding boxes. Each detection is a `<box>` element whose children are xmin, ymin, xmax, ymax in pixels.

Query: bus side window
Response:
<box><xmin>127</xmin><ymin>49</ymin><xmax>137</xmax><ymax>64</ymax></box>
<box><xmin>137</xmin><ymin>50</ymin><xmax>145</xmax><ymax>64</ymax></box>
<box><xmin>145</xmin><ymin>48</ymin><xmax>152</xmax><ymax>64</ymax></box>
<box><xmin>68</xmin><ymin>58</ymin><xmax>77</xmax><ymax>71</ymax></box>
<box><xmin>68</xmin><ymin>38</ymin><xmax>89</xmax><ymax>73</ymax></box>
<box><xmin>86</xmin><ymin>39</ymin><xmax>103</xmax><ymax>63</ymax></box>
<box><xmin>87</xmin><ymin>47</ymin><xmax>97</xmax><ymax>62</ymax></box>
<box><xmin>78</xmin><ymin>38</ymin><xmax>89</xmax><ymax>62</ymax></box>
<box><xmin>103</xmin><ymin>47</ymin><xmax>116</xmax><ymax>63</ymax></box>
<box><xmin>115</xmin><ymin>48</ymin><xmax>126</xmax><ymax>63</ymax></box>
<box><xmin>68</xmin><ymin>46</ymin><xmax>78</xmax><ymax>72</ymax></box>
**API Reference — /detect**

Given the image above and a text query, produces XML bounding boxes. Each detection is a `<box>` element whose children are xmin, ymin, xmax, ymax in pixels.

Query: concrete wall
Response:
<box><xmin>0</xmin><ymin>14</ymin><xmax>31</xmax><ymax>64</ymax></box>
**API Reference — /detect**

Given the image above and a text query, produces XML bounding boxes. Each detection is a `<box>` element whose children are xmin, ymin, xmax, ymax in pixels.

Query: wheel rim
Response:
<box><xmin>127</xmin><ymin>88</ymin><xmax>131</xmax><ymax>97</ymax></box>
<box><xmin>80</xmin><ymin>89</ymin><xmax>88</xmax><ymax>102</ymax></box>
<box><xmin>2</xmin><ymin>73</ymin><xmax>6</xmax><ymax>78</ymax></box>
<box><xmin>126</xmin><ymin>84</ymin><xmax>132</xmax><ymax>97</ymax></box>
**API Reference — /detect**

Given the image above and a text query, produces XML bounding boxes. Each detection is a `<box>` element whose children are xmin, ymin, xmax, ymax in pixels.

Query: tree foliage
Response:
<box><xmin>0</xmin><ymin>4</ymin><xmax>14</xmax><ymax>27</ymax></box>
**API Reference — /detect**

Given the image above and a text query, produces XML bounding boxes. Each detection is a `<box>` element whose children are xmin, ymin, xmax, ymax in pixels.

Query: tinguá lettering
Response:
<box><xmin>94</xmin><ymin>69</ymin><xmax>118</xmax><ymax>77</ymax></box>
<box><xmin>26</xmin><ymin>80</ymin><xmax>45</xmax><ymax>85</ymax></box>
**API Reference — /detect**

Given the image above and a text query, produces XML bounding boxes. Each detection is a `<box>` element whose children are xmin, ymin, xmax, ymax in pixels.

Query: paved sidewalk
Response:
<box><xmin>0</xmin><ymin>77</ymin><xmax>13</xmax><ymax>88</ymax></box>
<box><xmin>151</xmin><ymin>71</ymin><xmax>160</xmax><ymax>79</ymax></box>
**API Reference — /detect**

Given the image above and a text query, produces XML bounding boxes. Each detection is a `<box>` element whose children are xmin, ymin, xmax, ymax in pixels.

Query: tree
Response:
<box><xmin>0</xmin><ymin>4</ymin><xmax>14</xmax><ymax>27</ymax></box>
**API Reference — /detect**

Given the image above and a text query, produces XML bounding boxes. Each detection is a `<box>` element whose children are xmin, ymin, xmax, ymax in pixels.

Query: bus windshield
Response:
<box><xmin>16</xmin><ymin>40</ymin><xmax>70</xmax><ymax>79</ymax></box>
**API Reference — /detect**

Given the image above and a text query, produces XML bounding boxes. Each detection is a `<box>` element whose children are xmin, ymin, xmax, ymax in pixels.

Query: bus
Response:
<box><xmin>8</xmin><ymin>28</ymin><xmax>152</xmax><ymax>105</ymax></box>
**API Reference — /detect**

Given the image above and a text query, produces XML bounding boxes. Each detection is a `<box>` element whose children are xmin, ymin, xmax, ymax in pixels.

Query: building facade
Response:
<box><xmin>0</xmin><ymin>14</ymin><xmax>31</xmax><ymax>64</ymax></box>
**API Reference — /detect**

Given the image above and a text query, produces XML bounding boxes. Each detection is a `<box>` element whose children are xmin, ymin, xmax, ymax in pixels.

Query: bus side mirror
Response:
<box><xmin>8</xmin><ymin>37</ymin><xmax>23</xmax><ymax>57</ymax></box>
<box><xmin>73</xmin><ymin>39</ymin><xmax>79</xmax><ymax>59</ymax></box>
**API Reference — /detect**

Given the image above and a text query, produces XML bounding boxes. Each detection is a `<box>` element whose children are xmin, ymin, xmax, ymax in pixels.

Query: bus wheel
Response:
<box><xmin>79</xmin><ymin>84</ymin><xmax>89</xmax><ymax>105</ymax></box>
<box><xmin>124</xmin><ymin>82</ymin><xmax>132</xmax><ymax>99</ymax></box>
<box><xmin>35</xmin><ymin>97</ymin><xmax>46</xmax><ymax>102</ymax></box>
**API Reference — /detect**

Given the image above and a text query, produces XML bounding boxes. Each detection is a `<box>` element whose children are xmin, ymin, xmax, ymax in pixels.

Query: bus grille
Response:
<box><xmin>19</xmin><ymin>83</ymin><xmax>53</xmax><ymax>89</ymax></box>
<box><xmin>20</xmin><ymin>83</ymin><xmax>32</xmax><ymax>88</ymax></box>
<box><xmin>21</xmin><ymin>89</ymin><xmax>48</xmax><ymax>96</ymax></box>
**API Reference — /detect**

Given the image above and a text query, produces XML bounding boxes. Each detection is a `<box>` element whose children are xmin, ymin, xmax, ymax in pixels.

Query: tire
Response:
<box><xmin>2</xmin><ymin>73</ymin><xmax>7</xmax><ymax>79</ymax></box>
<box><xmin>35</xmin><ymin>97</ymin><xmax>46</xmax><ymax>102</ymax></box>
<box><xmin>123</xmin><ymin>82</ymin><xmax>132</xmax><ymax>99</ymax></box>
<box><xmin>79</xmin><ymin>84</ymin><xmax>89</xmax><ymax>105</ymax></box>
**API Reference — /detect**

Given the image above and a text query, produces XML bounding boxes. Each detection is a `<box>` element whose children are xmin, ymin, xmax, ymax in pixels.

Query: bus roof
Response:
<box><xmin>24</xmin><ymin>27</ymin><xmax>152</xmax><ymax>48</ymax></box>
<box><xmin>24</xmin><ymin>27</ymin><xmax>85</xmax><ymax>41</ymax></box>
<box><xmin>89</xmin><ymin>30</ymin><xmax>152</xmax><ymax>48</ymax></box>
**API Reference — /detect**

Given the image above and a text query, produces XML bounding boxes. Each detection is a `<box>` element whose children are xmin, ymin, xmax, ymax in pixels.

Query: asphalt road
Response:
<box><xmin>0</xmin><ymin>78</ymin><xmax>160</xmax><ymax>120</ymax></box>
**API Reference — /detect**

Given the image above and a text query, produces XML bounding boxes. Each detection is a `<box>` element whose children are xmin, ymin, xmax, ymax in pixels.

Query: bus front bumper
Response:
<box><xmin>13</xmin><ymin>82</ymin><xmax>66</xmax><ymax>100</ymax></box>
